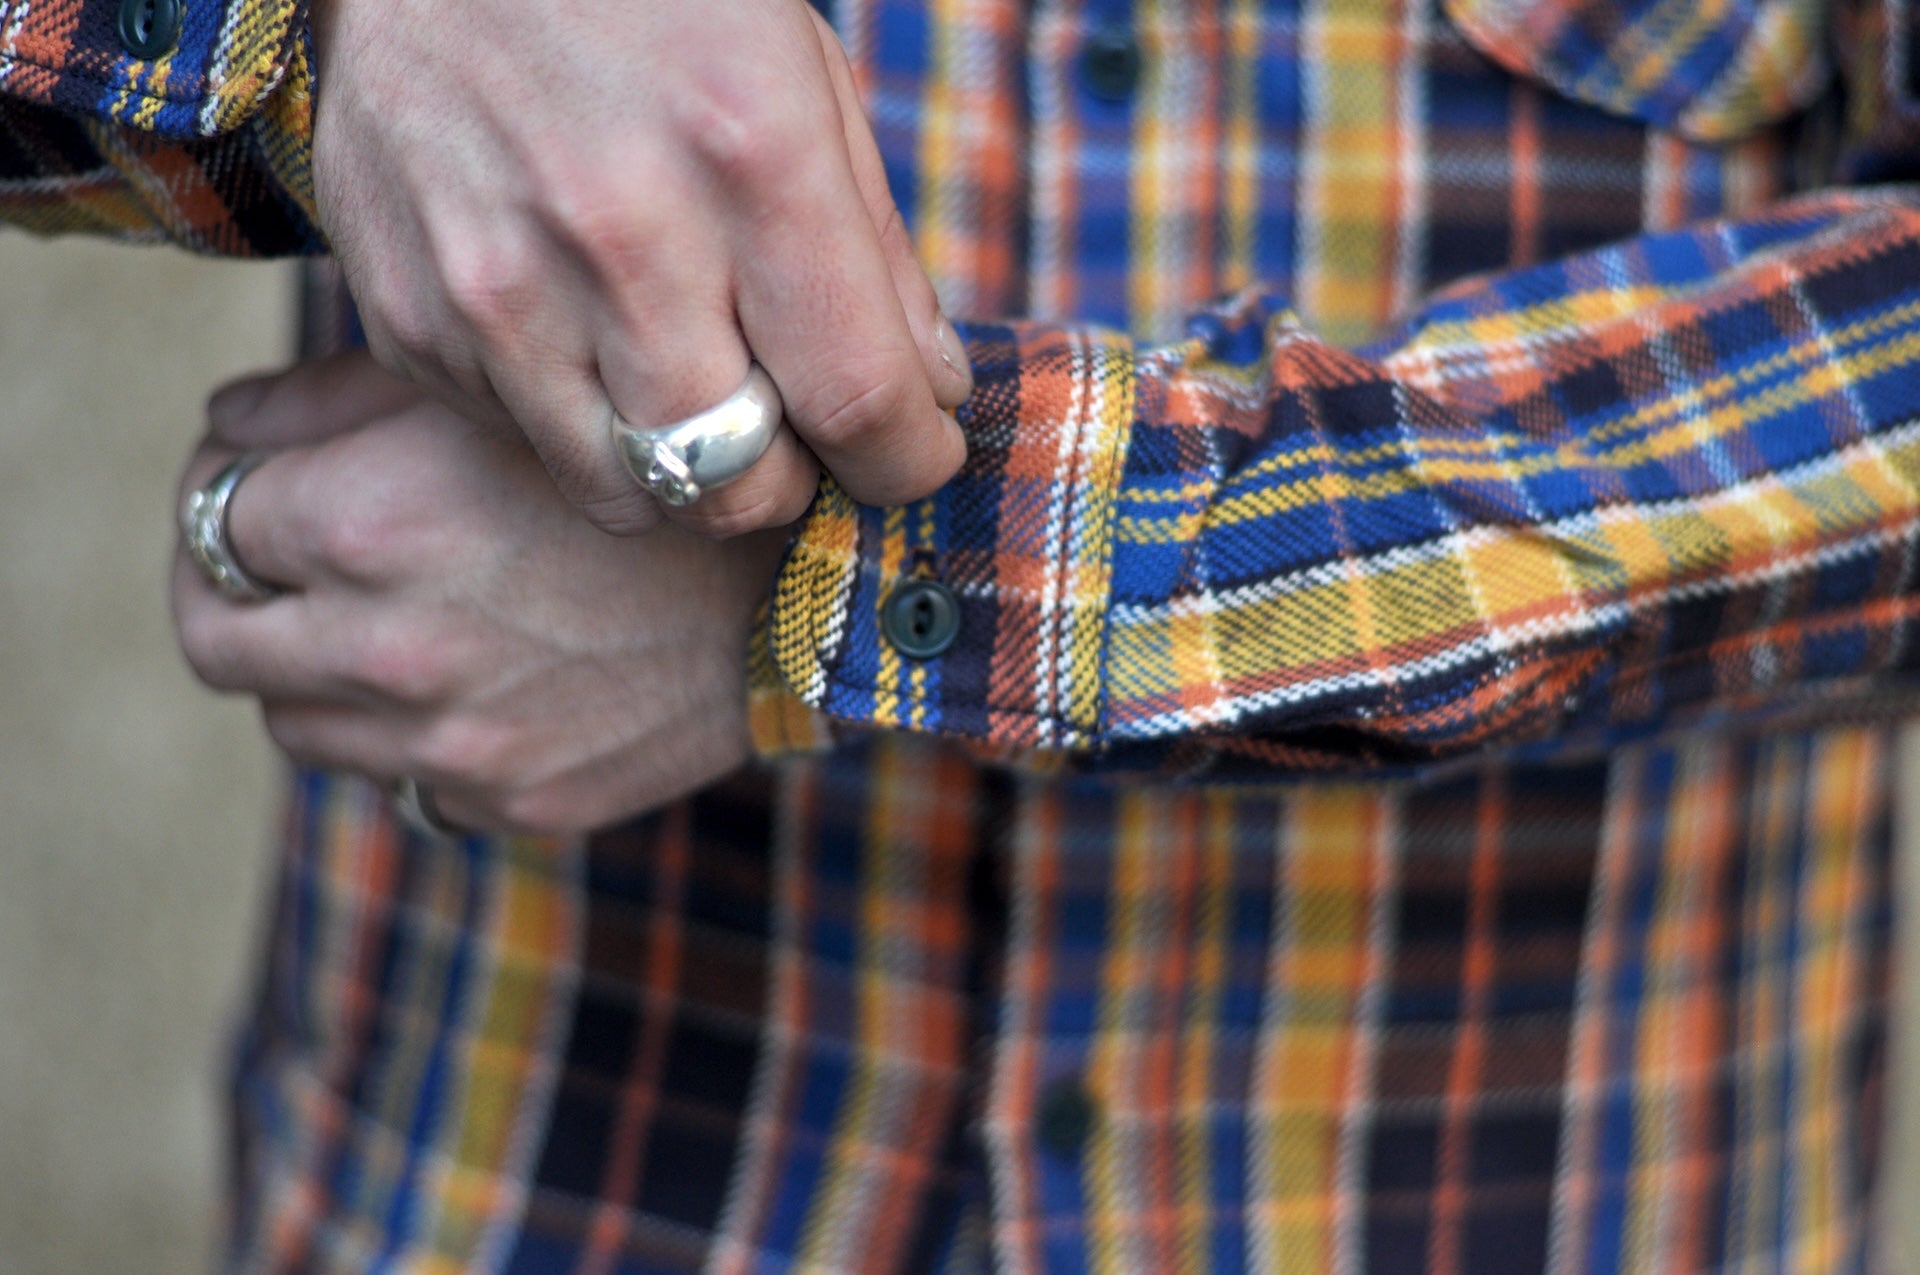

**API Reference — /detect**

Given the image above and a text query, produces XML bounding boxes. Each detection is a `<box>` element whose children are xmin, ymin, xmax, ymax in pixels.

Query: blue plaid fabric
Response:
<box><xmin>2</xmin><ymin>0</ymin><xmax>1917</xmax><ymax>1269</ymax></box>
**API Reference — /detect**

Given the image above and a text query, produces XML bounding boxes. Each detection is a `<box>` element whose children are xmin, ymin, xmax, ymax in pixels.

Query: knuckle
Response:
<box><xmin>361</xmin><ymin>321</ymin><xmax>407</xmax><ymax>374</ymax></box>
<box><xmin>766</xmin><ymin>466</ymin><xmax>825</xmax><ymax>526</ymax></box>
<box><xmin>371</xmin><ymin>302</ymin><xmax>438</xmax><ymax>365</ymax></box>
<box><xmin>677</xmin><ymin>81</ymin><xmax>823</xmax><ymax>189</ymax></box>
<box><xmin>361</xmin><ymin>326</ymin><xmax>419</xmax><ymax>394</ymax></box>
<box><xmin>805</xmin><ymin>373</ymin><xmax>918</xmax><ymax>454</ymax></box>
<box><xmin>344</xmin><ymin>627</ymin><xmax>448</xmax><ymax>706</ymax></box>
<box><xmin>316</xmin><ymin>494</ymin><xmax>410</xmax><ymax>581</ymax></box>
<box><xmin>437</xmin><ymin>232</ymin><xmax>541</xmax><ymax>346</ymax></box>
<box><xmin>537</xmin><ymin>175</ymin><xmax>661</xmax><ymax>296</ymax></box>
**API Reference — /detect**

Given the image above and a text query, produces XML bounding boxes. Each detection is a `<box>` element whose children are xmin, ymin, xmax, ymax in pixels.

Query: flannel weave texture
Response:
<box><xmin>764</xmin><ymin>191</ymin><xmax>1920</xmax><ymax>771</ymax></box>
<box><xmin>0</xmin><ymin>0</ymin><xmax>317</xmax><ymax>250</ymax></box>
<box><xmin>4</xmin><ymin>0</ymin><xmax>1916</xmax><ymax>1268</ymax></box>
<box><xmin>222</xmin><ymin>725</ymin><xmax>1895</xmax><ymax>1273</ymax></box>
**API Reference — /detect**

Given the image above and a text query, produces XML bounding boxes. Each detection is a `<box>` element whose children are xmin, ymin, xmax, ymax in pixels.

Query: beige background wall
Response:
<box><xmin>0</xmin><ymin>234</ymin><xmax>288</xmax><ymax>1273</ymax></box>
<box><xmin>0</xmin><ymin>232</ymin><xmax>1911</xmax><ymax>1273</ymax></box>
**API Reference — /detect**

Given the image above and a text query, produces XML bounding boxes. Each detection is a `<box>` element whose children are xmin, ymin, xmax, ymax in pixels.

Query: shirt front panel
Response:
<box><xmin>224</xmin><ymin>721</ymin><xmax>1894</xmax><ymax>1274</ymax></box>
<box><xmin>218</xmin><ymin>0</ymin><xmax>1903</xmax><ymax>1269</ymax></box>
<box><xmin>854</xmin><ymin>0</ymin><xmax>1803</xmax><ymax>345</ymax></box>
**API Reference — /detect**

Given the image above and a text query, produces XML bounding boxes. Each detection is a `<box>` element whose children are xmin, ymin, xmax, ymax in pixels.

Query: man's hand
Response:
<box><xmin>174</xmin><ymin>353</ymin><xmax>781</xmax><ymax>834</ymax></box>
<box><xmin>310</xmin><ymin>0</ymin><xmax>971</xmax><ymax>539</ymax></box>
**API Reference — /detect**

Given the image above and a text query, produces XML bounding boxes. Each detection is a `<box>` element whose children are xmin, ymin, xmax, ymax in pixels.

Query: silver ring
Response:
<box><xmin>391</xmin><ymin>777</ymin><xmax>460</xmax><ymax>840</ymax></box>
<box><xmin>181</xmin><ymin>453</ymin><xmax>279</xmax><ymax>602</ymax></box>
<box><xmin>611</xmin><ymin>362</ymin><xmax>783</xmax><ymax>507</ymax></box>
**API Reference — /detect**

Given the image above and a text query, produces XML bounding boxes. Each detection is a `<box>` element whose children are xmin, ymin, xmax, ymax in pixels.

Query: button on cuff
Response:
<box><xmin>117</xmin><ymin>0</ymin><xmax>183</xmax><ymax>58</ymax></box>
<box><xmin>882</xmin><ymin>580</ymin><xmax>962</xmax><ymax>659</ymax></box>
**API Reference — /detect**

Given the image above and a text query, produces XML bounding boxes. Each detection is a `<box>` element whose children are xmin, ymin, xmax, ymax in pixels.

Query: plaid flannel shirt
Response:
<box><xmin>8</xmin><ymin>0</ymin><xmax>1920</xmax><ymax>1268</ymax></box>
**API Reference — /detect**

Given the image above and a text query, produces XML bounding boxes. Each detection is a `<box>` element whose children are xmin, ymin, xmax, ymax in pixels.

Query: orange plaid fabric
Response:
<box><xmin>4</xmin><ymin>0</ymin><xmax>1917</xmax><ymax>1269</ymax></box>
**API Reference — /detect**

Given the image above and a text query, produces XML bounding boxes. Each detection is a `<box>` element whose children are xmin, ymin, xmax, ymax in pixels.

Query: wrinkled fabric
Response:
<box><xmin>0</xmin><ymin>0</ymin><xmax>1911</xmax><ymax>1269</ymax></box>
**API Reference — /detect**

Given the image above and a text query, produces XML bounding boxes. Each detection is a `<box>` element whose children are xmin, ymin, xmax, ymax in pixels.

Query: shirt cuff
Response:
<box><xmin>751</xmin><ymin>321</ymin><xmax>1136</xmax><ymax>758</ymax></box>
<box><xmin>2</xmin><ymin>0</ymin><xmax>309</xmax><ymax>138</ymax></box>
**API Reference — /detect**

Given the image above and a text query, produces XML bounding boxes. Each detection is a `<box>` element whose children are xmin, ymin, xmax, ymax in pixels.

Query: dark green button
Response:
<box><xmin>117</xmin><ymin>0</ymin><xmax>182</xmax><ymax>58</ymax></box>
<box><xmin>881</xmin><ymin>580</ymin><xmax>961</xmax><ymax>659</ymax></box>
<box><xmin>1037</xmin><ymin>1078</ymin><xmax>1098</xmax><ymax>1161</ymax></box>
<box><xmin>1080</xmin><ymin>27</ymin><xmax>1142</xmax><ymax>103</ymax></box>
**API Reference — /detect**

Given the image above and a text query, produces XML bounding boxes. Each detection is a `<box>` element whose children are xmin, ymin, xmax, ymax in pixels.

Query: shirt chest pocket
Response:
<box><xmin>1441</xmin><ymin>0</ymin><xmax>1833</xmax><ymax>141</ymax></box>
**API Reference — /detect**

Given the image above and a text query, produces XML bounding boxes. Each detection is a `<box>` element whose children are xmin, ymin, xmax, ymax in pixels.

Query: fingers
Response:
<box><xmin>254</xmin><ymin>700</ymin><xmax>643</xmax><ymax>837</ymax></box>
<box><xmin>174</xmin><ymin>553</ymin><xmax>424</xmax><ymax>706</ymax></box>
<box><xmin>726</xmin><ymin>29</ymin><xmax>964</xmax><ymax>508</ymax></box>
<box><xmin>259</xmin><ymin>701</ymin><xmax>410</xmax><ymax>779</ymax></box>
<box><xmin>256</xmin><ymin>697</ymin><xmax>459</xmax><ymax>823</ymax></box>
<box><xmin>428</xmin><ymin>731</ymin><xmax>743</xmax><ymax>836</ymax></box>
<box><xmin>464</xmin><ymin>173</ymin><xmax>761</xmax><ymax>537</ymax></box>
<box><xmin>258</xmin><ymin>703</ymin><xmax>608</xmax><ymax>837</ymax></box>
<box><xmin>328</xmin><ymin>16</ymin><xmax>963</xmax><ymax>540</ymax></box>
<box><xmin>591</xmin><ymin>280</ymin><xmax>765</xmax><ymax>536</ymax></box>
<box><xmin>496</xmin><ymin>364</ymin><xmax>671</xmax><ymax>539</ymax></box>
<box><xmin>197</xmin><ymin>410</ymin><xmax>550</xmax><ymax>605</ymax></box>
<box><xmin>174</xmin><ymin>384</ymin><xmax>781</xmax><ymax>835</ymax></box>
<box><xmin>536</xmin><ymin>19</ymin><xmax>964</xmax><ymax>534</ymax></box>
<box><xmin>654</xmin><ymin>419</ymin><xmax>822</xmax><ymax>540</ymax></box>
<box><xmin>176</xmin><ymin>459</ymin><xmax>298</xmax><ymax>617</ymax></box>
<box><xmin>810</xmin><ymin>9</ymin><xmax>972</xmax><ymax>412</ymax></box>
<box><xmin>174</xmin><ymin>556</ymin><xmax>332</xmax><ymax>698</ymax></box>
<box><xmin>181</xmin><ymin>353</ymin><xmax>436</xmax><ymax>597</ymax></box>
<box><xmin>206</xmin><ymin>437</ymin><xmax>333</xmax><ymax>592</ymax></box>
<box><xmin>206</xmin><ymin>350</ymin><xmax>425</xmax><ymax>453</ymax></box>
<box><xmin>728</xmin><ymin>129</ymin><xmax>966</xmax><ymax>509</ymax></box>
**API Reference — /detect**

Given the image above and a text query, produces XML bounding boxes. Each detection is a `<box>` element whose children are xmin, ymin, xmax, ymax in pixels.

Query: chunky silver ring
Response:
<box><xmin>611</xmin><ymin>362</ymin><xmax>783</xmax><ymax>507</ymax></box>
<box><xmin>391</xmin><ymin>777</ymin><xmax>460</xmax><ymax>840</ymax></box>
<box><xmin>181</xmin><ymin>453</ymin><xmax>279</xmax><ymax>602</ymax></box>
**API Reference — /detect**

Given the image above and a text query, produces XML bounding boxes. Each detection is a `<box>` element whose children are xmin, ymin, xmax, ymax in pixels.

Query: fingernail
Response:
<box><xmin>208</xmin><ymin>375</ymin><xmax>272</xmax><ymax>431</ymax></box>
<box><xmin>935</xmin><ymin>315</ymin><xmax>975</xmax><ymax>401</ymax></box>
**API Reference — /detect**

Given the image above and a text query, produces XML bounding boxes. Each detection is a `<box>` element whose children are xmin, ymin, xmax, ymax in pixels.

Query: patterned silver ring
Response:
<box><xmin>611</xmin><ymin>362</ymin><xmax>783</xmax><ymax>507</ymax></box>
<box><xmin>181</xmin><ymin>453</ymin><xmax>279</xmax><ymax>602</ymax></box>
<box><xmin>391</xmin><ymin>777</ymin><xmax>460</xmax><ymax>840</ymax></box>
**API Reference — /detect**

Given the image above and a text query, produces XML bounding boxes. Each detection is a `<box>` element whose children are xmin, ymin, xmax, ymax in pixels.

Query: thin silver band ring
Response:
<box><xmin>182</xmin><ymin>453</ymin><xmax>279</xmax><ymax>602</ymax></box>
<box><xmin>391</xmin><ymin>777</ymin><xmax>460</xmax><ymax>840</ymax></box>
